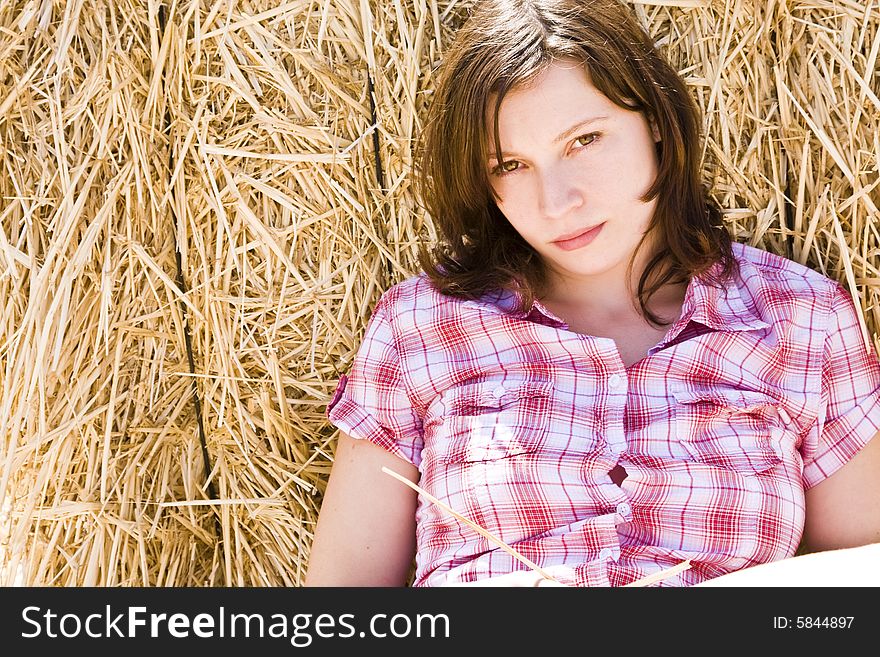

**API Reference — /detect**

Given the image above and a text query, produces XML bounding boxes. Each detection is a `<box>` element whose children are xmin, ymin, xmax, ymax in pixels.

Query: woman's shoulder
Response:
<box><xmin>374</xmin><ymin>272</ymin><xmax>472</xmax><ymax>319</ymax></box>
<box><xmin>373</xmin><ymin>273</ymin><xmax>514</xmax><ymax>335</ymax></box>
<box><xmin>378</xmin><ymin>273</ymin><xmax>443</xmax><ymax>306</ymax></box>
<box><xmin>731</xmin><ymin>241</ymin><xmax>840</xmax><ymax>306</ymax></box>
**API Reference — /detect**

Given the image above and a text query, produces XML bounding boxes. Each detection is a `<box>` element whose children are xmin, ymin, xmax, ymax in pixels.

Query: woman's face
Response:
<box><xmin>486</xmin><ymin>59</ymin><xmax>662</xmax><ymax>295</ymax></box>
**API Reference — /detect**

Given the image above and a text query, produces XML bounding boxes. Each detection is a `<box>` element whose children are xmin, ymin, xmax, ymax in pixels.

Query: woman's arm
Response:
<box><xmin>304</xmin><ymin>432</ymin><xmax>420</xmax><ymax>586</ymax></box>
<box><xmin>802</xmin><ymin>429</ymin><xmax>880</xmax><ymax>552</ymax></box>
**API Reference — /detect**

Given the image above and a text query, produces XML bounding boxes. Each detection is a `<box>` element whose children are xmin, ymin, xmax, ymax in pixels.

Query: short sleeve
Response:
<box><xmin>326</xmin><ymin>293</ymin><xmax>424</xmax><ymax>467</ymax></box>
<box><xmin>801</xmin><ymin>282</ymin><xmax>880</xmax><ymax>488</ymax></box>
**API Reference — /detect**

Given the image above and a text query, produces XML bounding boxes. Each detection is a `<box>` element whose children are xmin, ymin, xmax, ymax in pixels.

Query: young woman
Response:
<box><xmin>305</xmin><ymin>0</ymin><xmax>880</xmax><ymax>586</ymax></box>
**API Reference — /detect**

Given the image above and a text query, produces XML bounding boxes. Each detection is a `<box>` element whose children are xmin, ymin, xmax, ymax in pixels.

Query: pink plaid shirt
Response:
<box><xmin>326</xmin><ymin>242</ymin><xmax>880</xmax><ymax>586</ymax></box>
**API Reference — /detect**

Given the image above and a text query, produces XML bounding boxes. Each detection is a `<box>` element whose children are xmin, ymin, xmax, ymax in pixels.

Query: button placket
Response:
<box><xmin>604</xmin><ymin>372</ymin><xmax>627</xmax><ymax>453</ymax></box>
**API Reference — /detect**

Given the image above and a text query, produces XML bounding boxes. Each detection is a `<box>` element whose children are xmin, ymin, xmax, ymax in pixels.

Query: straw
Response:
<box><xmin>381</xmin><ymin>466</ymin><xmax>565</xmax><ymax>585</ymax></box>
<box><xmin>623</xmin><ymin>560</ymin><xmax>693</xmax><ymax>587</ymax></box>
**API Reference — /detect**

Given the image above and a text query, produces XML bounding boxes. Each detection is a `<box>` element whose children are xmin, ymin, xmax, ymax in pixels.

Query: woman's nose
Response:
<box><xmin>537</xmin><ymin>167</ymin><xmax>584</xmax><ymax>219</ymax></box>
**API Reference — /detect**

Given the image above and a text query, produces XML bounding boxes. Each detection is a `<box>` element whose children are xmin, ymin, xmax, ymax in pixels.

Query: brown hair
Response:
<box><xmin>416</xmin><ymin>0</ymin><xmax>738</xmax><ymax>327</ymax></box>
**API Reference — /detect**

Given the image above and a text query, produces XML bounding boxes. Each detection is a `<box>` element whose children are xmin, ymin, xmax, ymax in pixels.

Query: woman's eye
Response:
<box><xmin>492</xmin><ymin>160</ymin><xmax>520</xmax><ymax>175</ymax></box>
<box><xmin>574</xmin><ymin>133</ymin><xmax>598</xmax><ymax>148</ymax></box>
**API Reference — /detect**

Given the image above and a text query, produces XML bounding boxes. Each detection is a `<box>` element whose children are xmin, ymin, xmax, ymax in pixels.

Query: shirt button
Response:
<box><xmin>616</xmin><ymin>502</ymin><xmax>632</xmax><ymax>516</ymax></box>
<box><xmin>492</xmin><ymin>386</ymin><xmax>506</xmax><ymax>399</ymax></box>
<box><xmin>598</xmin><ymin>548</ymin><xmax>614</xmax><ymax>561</ymax></box>
<box><xmin>608</xmin><ymin>374</ymin><xmax>622</xmax><ymax>388</ymax></box>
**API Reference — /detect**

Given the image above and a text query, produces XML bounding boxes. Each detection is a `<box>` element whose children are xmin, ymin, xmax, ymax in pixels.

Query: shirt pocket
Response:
<box><xmin>672</xmin><ymin>386</ymin><xmax>784</xmax><ymax>473</ymax></box>
<box><xmin>438</xmin><ymin>377</ymin><xmax>553</xmax><ymax>463</ymax></box>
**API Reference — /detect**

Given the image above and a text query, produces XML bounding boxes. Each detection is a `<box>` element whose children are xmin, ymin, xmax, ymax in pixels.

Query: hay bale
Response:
<box><xmin>0</xmin><ymin>0</ymin><xmax>877</xmax><ymax>586</ymax></box>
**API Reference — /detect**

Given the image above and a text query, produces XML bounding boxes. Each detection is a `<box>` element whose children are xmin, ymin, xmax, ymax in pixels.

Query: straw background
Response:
<box><xmin>0</xmin><ymin>0</ymin><xmax>877</xmax><ymax>586</ymax></box>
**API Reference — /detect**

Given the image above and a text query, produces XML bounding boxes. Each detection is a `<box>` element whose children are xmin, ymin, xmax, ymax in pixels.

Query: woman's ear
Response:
<box><xmin>649</xmin><ymin>116</ymin><xmax>661</xmax><ymax>143</ymax></box>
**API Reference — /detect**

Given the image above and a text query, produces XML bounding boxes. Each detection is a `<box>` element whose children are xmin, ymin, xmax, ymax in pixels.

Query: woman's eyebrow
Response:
<box><xmin>488</xmin><ymin>115</ymin><xmax>609</xmax><ymax>160</ymax></box>
<box><xmin>553</xmin><ymin>115</ymin><xmax>609</xmax><ymax>144</ymax></box>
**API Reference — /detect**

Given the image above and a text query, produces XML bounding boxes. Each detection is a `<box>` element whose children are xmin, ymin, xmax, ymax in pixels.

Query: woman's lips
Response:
<box><xmin>552</xmin><ymin>222</ymin><xmax>605</xmax><ymax>251</ymax></box>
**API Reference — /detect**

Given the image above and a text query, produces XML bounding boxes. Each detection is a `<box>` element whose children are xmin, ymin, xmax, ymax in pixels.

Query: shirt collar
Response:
<box><xmin>472</xmin><ymin>247</ymin><xmax>770</xmax><ymax>334</ymax></box>
<box><xmin>674</xmin><ymin>258</ymin><xmax>770</xmax><ymax>333</ymax></box>
<box><xmin>471</xmin><ymin>287</ymin><xmax>568</xmax><ymax>329</ymax></box>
